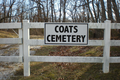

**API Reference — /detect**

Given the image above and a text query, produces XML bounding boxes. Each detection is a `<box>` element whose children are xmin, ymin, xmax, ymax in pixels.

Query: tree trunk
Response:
<box><xmin>63</xmin><ymin>0</ymin><xmax>66</xmax><ymax>22</ymax></box>
<box><xmin>107</xmin><ymin>0</ymin><xmax>113</xmax><ymax>22</ymax></box>
<box><xmin>46</xmin><ymin>0</ymin><xmax>49</xmax><ymax>22</ymax></box>
<box><xmin>3</xmin><ymin>0</ymin><xmax>6</xmax><ymax>23</ymax></box>
<box><xmin>51</xmin><ymin>0</ymin><xmax>54</xmax><ymax>22</ymax></box>
<box><xmin>96</xmin><ymin>1</ymin><xmax>99</xmax><ymax>22</ymax></box>
<box><xmin>92</xmin><ymin>0</ymin><xmax>97</xmax><ymax>22</ymax></box>
<box><xmin>59</xmin><ymin>0</ymin><xmax>61</xmax><ymax>22</ymax></box>
<box><xmin>112</xmin><ymin>0</ymin><xmax>120</xmax><ymax>23</ymax></box>
<box><xmin>100</xmin><ymin>0</ymin><xmax>106</xmax><ymax>22</ymax></box>
<box><xmin>87</xmin><ymin>0</ymin><xmax>94</xmax><ymax>22</ymax></box>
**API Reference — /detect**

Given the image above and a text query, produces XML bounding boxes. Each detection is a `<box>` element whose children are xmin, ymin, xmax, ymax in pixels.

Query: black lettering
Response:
<box><xmin>47</xmin><ymin>35</ymin><xmax>50</xmax><ymax>42</ymax></box>
<box><xmin>56</xmin><ymin>35</ymin><xmax>61</xmax><ymax>42</ymax></box>
<box><xmin>67</xmin><ymin>35</ymin><xmax>71</xmax><ymax>42</ymax></box>
<box><xmin>76</xmin><ymin>35</ymin><xmax>81</xmax><ymax>42</ymax></box>
<box><xmin>65</xmin><ymin>26</ymin><xmax>69</xmax><ymax>33</ymax></box>
<box><xmin>69</xmin><ymin>26</ymin><xmax>73</xmax><ymax>33</ymax></box>
<box><xmin>62</xmin><ymin>35</ymin><xmax>66</xmax><ymax>42</ymax></box>
<box><xmin>51</xmin><ymin>35</ymin><xmax>55</xmax><ymax>42</ymax></box>
<box><xmin>72</xmin><ymin>35</ymin><xmax>76</xmax><ymax>42</ymax></box>
<box><xmin>55</xmin><ymin>26</ymin><xmax>59</xmax><ymax>33</ymax></box>
<box><xmin>74</xmin><ymin>26</ymin><xmax>78</xmax><ymax>33</ymax></box>
<box><xmin>82</xmin><ymin>35</ymin><xmax>86</xmax><ymax>42</ymax></box>
<box><xmin>59</xmin><ymin>26</ymin><xmax>64</xmax><ymax>33</ymax></box>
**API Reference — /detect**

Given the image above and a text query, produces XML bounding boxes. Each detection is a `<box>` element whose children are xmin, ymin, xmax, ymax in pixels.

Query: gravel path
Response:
<box><xmin>0</xmin><ymin>45</ymin><xmax>40</xmax><ymax>80</ymax></box>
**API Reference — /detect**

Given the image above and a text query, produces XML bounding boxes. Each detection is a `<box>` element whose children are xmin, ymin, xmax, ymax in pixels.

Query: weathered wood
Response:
<box><xmin>0</xmin><ymin>56</ymin><xmax>22</xmax><ymax>62</ymax></box>
<box><xmin>0</xmin><ymin>38</ymin><xmax>22</xmax><ymax>44</ymax></box>
<box><xmin>0</xmin><ymin>23</ymin><xmax>21</xmax><ymax>29</ymax></box>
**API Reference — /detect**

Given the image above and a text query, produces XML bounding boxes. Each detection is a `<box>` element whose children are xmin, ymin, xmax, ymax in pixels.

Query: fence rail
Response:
<box><xmin>0</xmin><ymin>20</ymin><xmax>120</xmax><ymax>76</ymax></box>
<box><xmin>0</xmin><ymin>23</ymin><xmax>21</xmax><ymax>29</ymax></box>
<box><xmin>0</xmin><ymin>56</ymin><xmax>22</xmax><ymax>62</ymax></box>
<box><xmin>0</xmin><ymin>38</ymin><xmax>22</xmax><ymax>44</ymax></box>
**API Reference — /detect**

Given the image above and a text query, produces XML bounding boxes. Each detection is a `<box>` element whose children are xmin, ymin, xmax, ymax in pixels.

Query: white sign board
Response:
<box><xmin>44</xmin><ymin>23</ymin><xmax>88</xmax><ymax>45</ymax></box>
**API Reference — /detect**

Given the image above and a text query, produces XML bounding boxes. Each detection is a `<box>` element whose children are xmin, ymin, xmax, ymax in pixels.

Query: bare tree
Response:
<box><xmin>100</xmin><ymin>0</ymin><xmax>106</xmax><ymax>22</ymax></box>
<box><xmin>46</xmin><ymin>0</ymin><xmax>49</xmax><ymax>22</ymax></box>
<box><xmin>107</xmin><ymin>0</ymin><xmax>113</xmax><ymax>22</ymax></box>
<box><xmin>0</xmin><ymin>0</ymin><xmax>119</xmax><ymax>23</ymax></box>
<box><xmin>59</xmin><ymin>0</ymin><xmax>62</xmax><ymax>22</ymax></box>
<box><xmin>51</xmin><ymin>0</ymin><xmax>54</xmax><ymax>22</ymax></box>
<box><xmin>96</xmin><ymin>0</ymin><xmax>100</xmax><ymax>22</ymax></box>
<box><xmin>86</xmin><ymin>0</ymin><xmax>95</xmax><ymax>22</ymax></box>
<box><xmin>112</xmin><ymin>0</ymin><xmax>120</xmax><ymax>23</ymax></box>
<box><xmin>63</xmin><ymin>0</ymin><xmax>66</xmax><ymax>22</ymax></box>
<box><xmin>0</xmin><ymin>0</ymin><xmax>16</xmax><ymax>23</ymax></box>
<box><xmin>92</xmin><ymin>0</ymin><xmax>97</xmax><ymax>22</ymax></box>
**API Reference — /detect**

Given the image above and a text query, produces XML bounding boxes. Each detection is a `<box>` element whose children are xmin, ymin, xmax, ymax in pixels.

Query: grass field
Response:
<box><xmin>9</xmin><ymin>46</ymin><xmax>120</xmax><ymax>80</ymax></box>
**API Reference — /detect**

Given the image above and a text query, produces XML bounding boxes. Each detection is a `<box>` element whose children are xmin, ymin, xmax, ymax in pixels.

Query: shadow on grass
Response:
<box><xmin>79</xmin><ymin>63</ymin><xmax>120</xmax><ymax>80</ymax></box>
<box><xmin>10</xmin><ymin>63</ymin><xmax>120</xmax><ymax>80</ymax></box>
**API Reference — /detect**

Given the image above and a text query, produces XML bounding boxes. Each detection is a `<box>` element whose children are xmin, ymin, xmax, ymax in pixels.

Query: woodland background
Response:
<box><xmin>0</xmin><ymin>0</ymin><xmax>120</xmax><ymax>38</ymax></box>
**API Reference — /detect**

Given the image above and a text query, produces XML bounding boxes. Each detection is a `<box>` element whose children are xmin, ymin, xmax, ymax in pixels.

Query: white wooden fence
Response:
<box><xmin>0</xmin><ymin>20</ymin><xmax>120</xmax><ymax>76</ymax></box>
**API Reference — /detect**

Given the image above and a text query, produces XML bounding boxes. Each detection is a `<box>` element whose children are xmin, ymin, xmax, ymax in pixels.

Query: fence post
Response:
<box><xmin>103</xmin><ymin>20</ymin><xmax>111</xmax><ymax>73</ymax></box>
<box><xmin>19</xmin><ymin>23</ymin><xmax>23</xmax><ymax>57</ymax></box>
<box><xmin>23</xmin><ymin>20</ymin><xmax>30</xmax><ymax>76</ymax></box>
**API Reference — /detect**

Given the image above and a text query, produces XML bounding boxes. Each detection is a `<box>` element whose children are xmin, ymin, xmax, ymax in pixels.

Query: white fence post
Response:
<box><xmin>103</xmin><ymin>20</ymin><xmax>111</xmax><ymax>73</ymax></box>
<box><xmin>19</xmin><ymin>24</ymin><xmax>23</xmax><ymax>57</ymax></box>
<box><xmin>23</xmin><ymin>20</ymin><xmax>30</xmax><ymax>76</ymax></box>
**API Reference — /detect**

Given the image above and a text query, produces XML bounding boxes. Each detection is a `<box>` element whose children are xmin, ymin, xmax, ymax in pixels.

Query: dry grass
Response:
<box><xmin>9</xmin><ymin>46</ymin><xmax>120</xmax><ymax>80</ymax></box>
<box><xmin>30</xmin><ymin>35</ymin><xmax>44</xmax><ymax>39</ymax></box>
<box><xmin>0</xmin><ymin>30</ymin><xmax>18</xmax><ymax>38</ymax></box>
